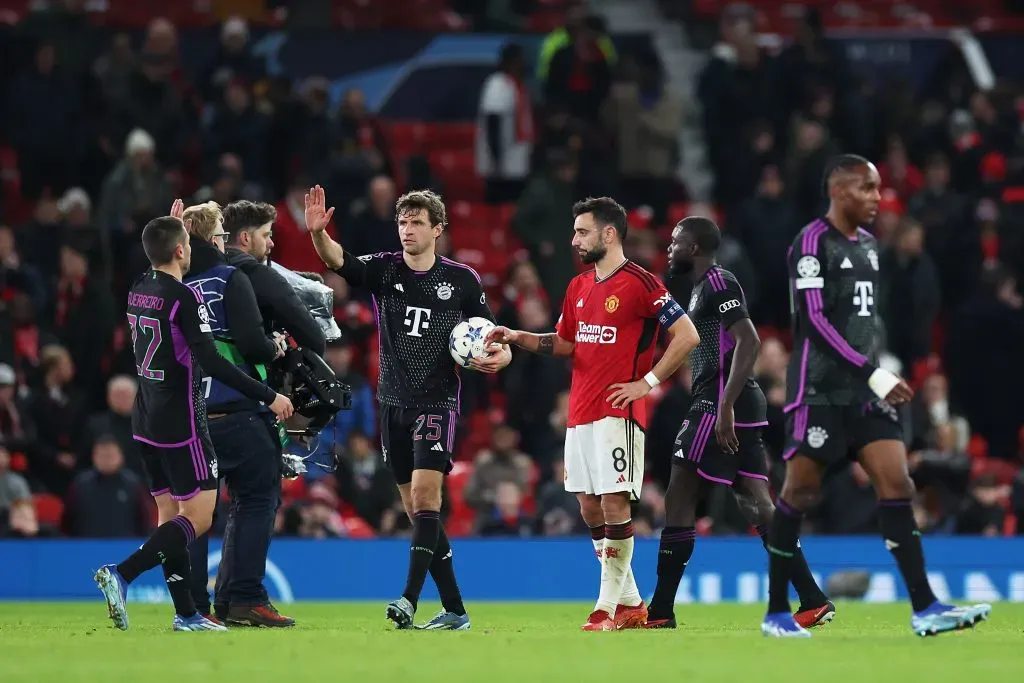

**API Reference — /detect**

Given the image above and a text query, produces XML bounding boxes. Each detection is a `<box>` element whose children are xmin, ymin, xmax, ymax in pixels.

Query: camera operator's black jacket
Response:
<box><xmin>225</xmin><ymin>247</ymin><xmax>327</xmax><ymax>356</ymax></box>
<box><xmin>190</xmin><ymin>238</ymin><xmax>278</xmax><ymax>364</ymax></box>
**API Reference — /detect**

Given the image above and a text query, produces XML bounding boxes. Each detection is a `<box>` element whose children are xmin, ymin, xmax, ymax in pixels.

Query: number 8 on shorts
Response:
<box><xmin>564</xmin><ymin>416</ymin><xmax>645</xmax><ymax>501</ymax></box>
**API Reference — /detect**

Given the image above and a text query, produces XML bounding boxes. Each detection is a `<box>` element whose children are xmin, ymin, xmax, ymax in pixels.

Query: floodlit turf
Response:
<box><xmin>1</xmin><ymin>602</ymin><xmax>1020</xmax><ymax>683</ymax></box>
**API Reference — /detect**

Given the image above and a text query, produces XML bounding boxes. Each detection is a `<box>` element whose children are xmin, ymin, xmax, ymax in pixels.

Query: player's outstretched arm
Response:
<box><xmin>304</xmin><ymin>184</ymin><xmax>343</xmax><ymax>269</ymax></box>
<box><xmin>485</xmin><ymin>327</ymin><xmax>574</xmax><ymax>357</ymax></box>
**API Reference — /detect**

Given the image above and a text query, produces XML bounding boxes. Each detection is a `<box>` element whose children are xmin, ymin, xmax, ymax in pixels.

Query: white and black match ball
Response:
<box><xmin>449</xmin><ymin>317</ymin><xmax>496</xmax><ymax>369</ymax></box>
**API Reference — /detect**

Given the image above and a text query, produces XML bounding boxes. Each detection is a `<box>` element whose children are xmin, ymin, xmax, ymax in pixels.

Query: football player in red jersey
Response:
<box><xmin>487</xmin><ymin>197</ymin><xmax>698</xmax><ymax>630</ymax></box>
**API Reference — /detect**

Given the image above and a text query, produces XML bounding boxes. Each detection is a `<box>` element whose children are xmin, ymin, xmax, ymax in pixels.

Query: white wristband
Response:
<box><xmin>643</xmin><ymin>371</ymin><xmax>661</xmax><ymax>388</ymax></box>
<box><xmin>867</xmin><ymin>367</ymin><xmax>901</xmax><ymax>400</ymax></box>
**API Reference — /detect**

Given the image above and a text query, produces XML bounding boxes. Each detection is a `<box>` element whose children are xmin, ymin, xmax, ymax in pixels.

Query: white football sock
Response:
<box><xmin>595</xmin><ymin>537</ymin><xmax>641</xmax><ymax>607</ymax></box>
<box><xmin>595</xmin><ymin>520</ymin><xmax>635</xmax><ymax>615</ymax></box>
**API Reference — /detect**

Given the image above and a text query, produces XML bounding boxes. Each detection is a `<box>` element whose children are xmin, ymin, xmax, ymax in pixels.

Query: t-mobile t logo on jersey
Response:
<box><xmin>404</xmin><ymin>306</ymin><xmax>432</xmax><ymax>337</ymax></box>
<box><xmin>853</xmin><ymin>281</ymin><xmax>874</xmax><ymax>317</ymax></box>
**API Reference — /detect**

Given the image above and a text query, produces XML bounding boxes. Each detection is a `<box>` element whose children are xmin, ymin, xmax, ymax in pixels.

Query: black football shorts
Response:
<box><xmin>672</xmin><ymin>410</ymin><xmax>769</xmax><ymax>486</ymax></box>
<box><xmin>782</xmin><ymin>399</ymin><xmax>903</xmax><ymax>466</ymax></box>
<box><xmin>379</xmin><ymin>405</ymin><xmax>457</xmax><ymax>486</ymax></box>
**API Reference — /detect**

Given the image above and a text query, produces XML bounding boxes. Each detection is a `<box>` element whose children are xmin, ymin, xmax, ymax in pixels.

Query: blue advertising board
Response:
<box><xmin>2</xmin><ymin>537</ymin><xmax>1022</xmax><ymax>603</ymax></box>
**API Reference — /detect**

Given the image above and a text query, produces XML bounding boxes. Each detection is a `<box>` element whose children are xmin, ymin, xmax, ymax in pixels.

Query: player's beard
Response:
<box><xmin>579</xmin><ymin>243</ymin><xmax>606</xmax><ymax>265</ymax></box>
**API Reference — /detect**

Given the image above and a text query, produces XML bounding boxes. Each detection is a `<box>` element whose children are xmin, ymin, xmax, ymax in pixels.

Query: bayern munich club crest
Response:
<box><xmin>436</xmin><ymin>282</ymin><xmax>453</xmax><ymax>300</ymax></box>
<box><xmin>604</xmin><ymin>295</ymin><xmax>620</xmax><ymax>313</ymax></box>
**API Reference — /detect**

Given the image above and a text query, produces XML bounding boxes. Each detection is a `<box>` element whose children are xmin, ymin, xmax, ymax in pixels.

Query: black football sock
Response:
<box><xmin>160</xmin><ymin>546</ymin><xmax>198</xmax><ymax>617</ymax></box>
<box><xmin>878</xmin><ymin>498</ymin><xmax>937</xmax><ymax>612</ymax></box>
<box><xmin>766</xmin><ymin>499</ymin><xmax>802</xmax><ymax>614</ymax></box>
<box><xmin>429</xmin><ymin>525</ymin><xmax>466</xmax><ymax>616</ymax></box>
<box><xmin>402</xmin><ymin>510</ymin><xmax>441</xmax><ymax>610</ymax></box>
<box><xmin>117</xmin><ymin>516</ymin><xmax>195</xmax><ymax>584</ymax></box>
<box><xmin>757</xmin><ymin>524</ymin><xmax>828</xmax><ymax>609</ymax></box>
<box><xmin>648</xmin><ymin>526</ymin><xmax>695</xmax><ymax>618</ymax></box>
<box><xmin>187</xmin><ymin>531</ymin><xmax>210</xmax><ymax>614</ymax></box>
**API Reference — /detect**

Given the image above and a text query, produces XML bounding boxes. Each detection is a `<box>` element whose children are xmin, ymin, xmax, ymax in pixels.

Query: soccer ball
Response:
<box><xmin>450</xmin><ymin>317</ymin><xmax>496</xmax><ymax>368</ymax></box>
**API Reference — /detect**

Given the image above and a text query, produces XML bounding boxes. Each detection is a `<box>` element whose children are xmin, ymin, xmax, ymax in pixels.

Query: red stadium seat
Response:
<box><xmin>33</xmin><ymin>493</ymin><xmax>64</xmax><ymax>528</ymax></box>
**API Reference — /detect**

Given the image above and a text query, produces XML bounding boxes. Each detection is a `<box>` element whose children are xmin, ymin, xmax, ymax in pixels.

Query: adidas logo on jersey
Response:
<box><xmin>840</xmin><ymin>257</ymin><xmax>853</xmax><ymax>269</ymax></box>
<box><xmin>431</xmin><ymin>442</ymin><xmax>444</xmax><ymax>452</ymax></box>
<box><xmin>394</xmin><ymin>283</ymin><xmax>404</xmax><ymax>292</ymax></box>
<box><xmin>577</xmin><ymin>298</ymin><xmax>584</xmax><ymax>308</ymax></box>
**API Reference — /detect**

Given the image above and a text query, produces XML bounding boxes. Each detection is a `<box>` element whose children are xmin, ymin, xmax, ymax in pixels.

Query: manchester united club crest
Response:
<box><xmin>604</xmin><ymin>295</ymin><xmax>620</xmax><ymax>313</ymax></box>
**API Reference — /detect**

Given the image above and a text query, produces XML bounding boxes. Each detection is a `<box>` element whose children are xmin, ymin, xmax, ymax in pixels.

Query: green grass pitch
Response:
<box><xmin>2</xmin><ymin>602</ymin><xmax>1021</xmax><ymax>683</ymax></box>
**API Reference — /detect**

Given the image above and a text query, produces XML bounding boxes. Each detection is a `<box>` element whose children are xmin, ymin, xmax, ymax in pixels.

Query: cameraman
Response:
<box><xmin>222</xmin><ymin>200</ymin><xmax>327</xmax><ymax>357</ymax></box>
<box><xmin>181</xmin><ymin>202</ymin><xmax>296</xmax><ymax>628</ymax></box>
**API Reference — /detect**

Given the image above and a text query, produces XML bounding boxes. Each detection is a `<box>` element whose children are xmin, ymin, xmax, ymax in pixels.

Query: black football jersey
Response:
<box><xmin>127</xmin><ymin>270</ymin><xmax>214</xmax><ymax>445</ymax></box>
<box><xmin>785</xmin><ymin>218</ymin><xmax>882</xmax><ymax>408</ymax></box>
<box><xmin>335</xmin><ymin>251</ymin><xmax>494</xmax><ymax>412</ymax></box>
<box><xmin>685</xmin><ymin>266</ymin><xmax>766</xmax><ymax>423</ymax></box>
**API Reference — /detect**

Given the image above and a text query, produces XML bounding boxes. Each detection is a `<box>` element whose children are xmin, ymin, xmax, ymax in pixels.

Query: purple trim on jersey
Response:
<box><xmin>782</xmin><ymin>405</ymin><xmax>809</xmax><ymax>460</ymax></box>
<box><xmin>784</xmin><ymin>339</ymin><xmax>811</xmax><ymax>413</ymax></box>
<box><xmin>688</xmin><ymin>413</ymin><xmax>716</xmax><ymax>462</ymax></box>
<box><xmin>440</xmin><ymin>256</ymin><xmax>482</xmax><ymax>284</ymax></box>
<box><xmin>133</xmin><ymin>434</ymin><xmax>194</xmax><ymax>448</ymax></box>
<box><xmin>190</xmin><ymin>439</ymin><xmax>208</xmax><ymax>482</ymax></box>
<box><xmin>805</xmin><ymin>287</ymin><xmax>868</xmax><ymax>366</ymax></box>
<box><xmin>707</xmin><ymin>268</ymin><xmax>727</xmax><ymax>292</ymax></box>
<box><xmin>168</xmin><ymin>311</ymin><xmax>199</xmax><ymax>445</ymax></box>
<box><xmin>150</xmin><ymin>487</ymin><xmax>171</xmax><ymax>497</ymax></box>
<box><xmin>737</xmin><ymin>470</ymin><xmax>769</xmax><ymax>481</ymax></box>
<box><xmin>802</xmin><ymin>219</ymin><xmax>828</xmax><ymax>253</ymax></box>
<box><xmin>736</xmin><ymin>421</ymin><xmax>769</xmax><ymax>428</ymax></box>
<box><xmin>169</xmin><ymin>299</ymin><xmax>180</xmax><ymax>321</ymax></box>
<box><xmin>697</xmin><ymin>468</ymin><xmax>733</xmax><ymax>486</ymax></box>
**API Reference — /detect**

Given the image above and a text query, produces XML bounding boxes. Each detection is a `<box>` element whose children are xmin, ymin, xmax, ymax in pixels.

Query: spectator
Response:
<box><xmin>335</xmin><ymin>430</ymin><xmax>396</xmax><ymax>531</ymax></box>
<box><xmin>298</xmin><ymin>482</ymin><xmax>346</xmax><ymax>538</ymax></box>
<box><xmin>880</xmin><ymin>219</ymin><xmax>942</xmax><ymax>372</ymax></box>
<box><xmin>345</xmin><ymin>175</ymin><xmax>402</xmax><ymax>257</ymax></box>
<box><xmin>0</xmin><ymin>364</ymin><xmax>37</xmax><ymax>457</ymax></box>
<box><xmin>64</xmin><ymin>436</ymin><xmax>151</xmax><ymax>538</ymax></box>
<box><xmin>0</xmin><ymin>444</ymin><xmax>31</xmax><ymax>516</ymax></box>
<box><xmin>511</xmin><ymin>149</ymin><xmax>579</xmax><ymax>302</ymax></box>
<box><xmin>603</xmin><ymin>48</ymin><xmax>681</xmax><ymax>224</ymax></box>
<box><xmin>336</xmin><ymin>89</ymin><xmax>390</xmax><ymax>179</ymax></box>
<box><xmin>79</xmin><ymin>375</ymin><xmax>142</xmax><ymax>482</ymax></box>
<box><xmin>877</xmin><ymin>135</ymin><xmax>924</xmax><ymax>200</ymax></box>
<box><xmin>464</xmin><ymin>424</ymin><xmax>533</xmax><ymax>511</ymax></box>
<box><xmin>199</xmin><ymin>16</ymin><xmax>266</xmax><ymax>103</ymax></box>
<box><xmin>535</xmin><ymin>459</ymin><xmax>587</xmax><ymax>536</ymax></box>
<box><xmin>1</xmin><ymin>499</ymin><xmax>58</xmax><ymax>538</ymax></box>
<box><xmin>954</xmin><ymin>474</ymin><xmax>1010</xmax><ymax>536</ymax></box>
<box><xmin>272</xmin><ymin>175</ymin><xmax>337</xmax><ymax>274</ymax></box>
<box><xmin>25</xmin><ymin>344</ymin><xmax>86</xmax><ymax>495</ymax></box>
<box><xmin>96</xmin><ymin>128</ymin><xmax>173</xmax><ymax>236</ymax></box>
<box><xmin>0</xmin><ymin>223</ymin><xmax>47</xmax><ymax>315</ymax></box>
<box><xmin>478</xmin><ymin>480</ymin><xmax>533</xmax><ymax>537</ymax></box>
<box><xmin>92</xmin><ymin>31</ymin><xmax>136</xmax><ymax>105</ymax></box>
<box><xmin>57</xmin><ymin>188</ymin><xmax>107</xmax><ymax>283</ymax></box>
<box><xmin>545</xmin><ymin>15</ymin><xmax>612</xmax><ymax>127</ymax></box>
<box><xmin>202</xmin><ymin>80</ymin><xmax>271</xmax><ymax>187</ymax></box>
<box><xmin>476</xmin><ymin>43</ymin><xmax>534</xmax><ymax>204</ymax></box>
<box><xmin>910</xmin><ymin>374</ymin><xmax>970</xmax><ymax>452</ymax></box>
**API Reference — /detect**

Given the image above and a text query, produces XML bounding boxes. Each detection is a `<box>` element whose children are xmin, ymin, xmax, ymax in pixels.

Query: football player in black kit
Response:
<box><xmin>644</xmin><ymin>217</ymin><xmax>832</xmax><ymax>629</ymax></box>
<box><xmin>762</xmin><ymin>155</ymin><xmax>992</xmax><ymax>637</ymax></box>
<box><xmin>94</xmin><ymin>215</ymin><xmax>294</xmax><ymax>632</ymax></box>
<box><xmin>305</xmin><ymin>185</ymin><xmax>511</xmax><ymax>630</ymax></box>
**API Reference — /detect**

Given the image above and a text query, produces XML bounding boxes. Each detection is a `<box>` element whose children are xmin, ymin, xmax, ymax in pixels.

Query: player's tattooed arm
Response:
<box><xmin>484</xmin><ymin>328</ymin><xmax>574</xmax><ymax>357</ymax></box>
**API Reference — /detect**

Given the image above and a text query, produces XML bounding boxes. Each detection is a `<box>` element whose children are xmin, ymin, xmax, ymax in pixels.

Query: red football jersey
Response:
<box><xmin>556</xmin><ymin>260</ymin><xmax>673</xmax><ymax>428</ymax></box>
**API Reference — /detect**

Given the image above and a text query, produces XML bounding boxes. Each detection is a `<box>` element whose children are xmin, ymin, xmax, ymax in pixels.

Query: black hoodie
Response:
<box><xmin>225</xmin><ymin>247</ymin><xmax>327</xmax><ymax>356</ymax></box>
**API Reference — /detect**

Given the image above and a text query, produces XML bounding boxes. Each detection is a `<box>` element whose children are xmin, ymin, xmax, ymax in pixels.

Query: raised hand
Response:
<box><xmin>304</xmin><ymin>184</ymin><xmax>335</xmax><ymax>234</ymax></box>
<box><xmin>170</xmin><ymin>198</ymin><xmax>184</xmax><ymax>220</ymax></box>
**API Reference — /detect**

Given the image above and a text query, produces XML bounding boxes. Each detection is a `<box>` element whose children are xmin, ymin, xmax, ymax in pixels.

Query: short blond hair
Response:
<box><xmin>183</xmin><ymin>201</ymin><xmax>224</xmax><ymax>242</ymax></box>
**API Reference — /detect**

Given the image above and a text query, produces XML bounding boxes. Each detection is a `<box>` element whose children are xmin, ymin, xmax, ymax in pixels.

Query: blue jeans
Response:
<box><xmin>197</xmin><ymin>410</ymin><xmax>282</xmax><ymax>610</ymax></box>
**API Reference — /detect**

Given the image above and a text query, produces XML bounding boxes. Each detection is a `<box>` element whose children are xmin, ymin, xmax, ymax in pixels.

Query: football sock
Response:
<box><xmin>766</xmin><ymin>499</ymin><xmax>802</xmax><ymax>614</ymax></box>
<box><xmin>187</xmin><ymin>530</ymin><xmax>210</xmax><ymax>614</ymax></box>
<box><xmin>649</xmin><ymin>526</ymin><xmax>695</xmax><ymax>618</ymax></box>
<box><xmin>429</xmin><ymin>525</ymin><xmax>466</xmax><ymax>616</ymax></box>
<box><xmin>596</xmin><ymin>520</ymin><xmax>635</xmax><ymax>615</ymax></box>
<box><xmin>757</xmin><ymin>524</ymin><xmax>827</xmax><ymax>608</ymax></box>
<box><xmin>878</xmin><ymin>498</ymin><xmax>937</xmax><ymax>612</ymax></box>
<box><xmin>591</xmin><ymin>525</ymin><xmax>642</xmax><ymax>607</ymax></box>
<box><xmin>402</xmin><ymin>510</ymin><xmax>440</xmax><ymax>610</ymax></box>
<box><xmin>161</xmin><ymin>545</ymin><xmax>198</xmax><ymax>617</ymax></box>
<box><xmin>117</xmin><ymin>515</ymin><xmax>195</xmax><ymax>584</ymax></box>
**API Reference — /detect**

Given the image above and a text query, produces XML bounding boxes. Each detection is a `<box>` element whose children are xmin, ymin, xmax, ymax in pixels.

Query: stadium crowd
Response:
<box><xmin>0</xmin><ymin>1</ymin><xmax>1022</xmax><ymax>541</ymax></box>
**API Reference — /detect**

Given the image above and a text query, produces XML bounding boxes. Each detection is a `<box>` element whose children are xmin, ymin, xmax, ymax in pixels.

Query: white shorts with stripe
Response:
<box><xmin>563</xmin><ymin>416</ymin><xmax>645</xmax><ymax>501</ymax></box>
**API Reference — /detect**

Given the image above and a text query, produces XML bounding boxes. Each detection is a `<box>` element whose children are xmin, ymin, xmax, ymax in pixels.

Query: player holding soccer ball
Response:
<box><xmin>305</xmin><ymin>185</ymin><xmax>511</xmax><ymax>631</ymax></box>
<box><xmin>487</xmin><ymin>197</ymin><xmax>699</xmax><ymax>631</ymax></box>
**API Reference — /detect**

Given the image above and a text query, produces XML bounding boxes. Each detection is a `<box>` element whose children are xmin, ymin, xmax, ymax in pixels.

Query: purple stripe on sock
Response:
<box><xmin>776</xmin><ymin>498</ymin><xmax>802</xmax><ymax>518</ymax></box>
<box><xmin>171</xmin><ymin>515</ymin><xmax>195</xmax><ymax>545</ymax></box>
<box><xmin>878</xmin><ymin>498</ymin><xmax>912</xmax><ymax>507</ymax></box>
<box><xmin>737</xmin><ymin>469</ymin><xmax>769</xmax><ymax>481</ymax></box>
<box><xmin>697</xmin><ymin>467</ymin><xmax>733</xmax><ymax>486</ymax></box>
<box><xmin>415</xmin><ymin>510</ymin><xmax>440</xmax><ymax>519</ymax></box>
<box><xmin>662</xmin><ymin>530</ymin><xmax>696</xmax><ymax>542</ymax></box>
